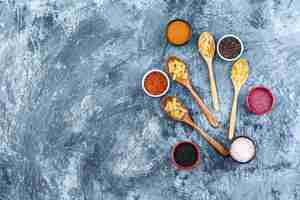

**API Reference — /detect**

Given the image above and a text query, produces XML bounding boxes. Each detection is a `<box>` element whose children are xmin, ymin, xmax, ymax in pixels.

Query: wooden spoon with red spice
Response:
<box><xmin>166</xmin><ymin>56</ymin><xmax>219</xmax><ymax>128</ymax></box>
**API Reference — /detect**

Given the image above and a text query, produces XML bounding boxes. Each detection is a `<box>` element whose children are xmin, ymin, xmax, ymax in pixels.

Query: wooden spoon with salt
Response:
<box><xmin>161</xmin><ymin>96</ymin><xmax>229</xmax><ymax>157</ymax></box>
<box><xmin>228</xmin><ymin>58</ymin><xmax>249</xmax><ymax>140</ymax></box>
<box><xmin>198</xmin><ymin>32</ymin><xmax>220</xmax><ymax>111</ymax></box>
<box><xmin>166</xmin><ymin>56</ymin><xmax>219</xmax><ymax>128</ymax></box>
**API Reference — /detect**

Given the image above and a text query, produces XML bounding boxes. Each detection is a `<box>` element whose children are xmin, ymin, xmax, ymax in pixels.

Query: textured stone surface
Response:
<box><xmin>0</xmin><ymin>0</ymin><xmax>300</xmax><ymax>199</ymax></box>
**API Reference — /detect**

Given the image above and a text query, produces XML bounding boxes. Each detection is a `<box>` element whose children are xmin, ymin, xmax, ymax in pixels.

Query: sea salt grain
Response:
<box><xmin>230</xmin><ymin>137</ymin><xmax>256</xmax><ymax>163</ymax></box>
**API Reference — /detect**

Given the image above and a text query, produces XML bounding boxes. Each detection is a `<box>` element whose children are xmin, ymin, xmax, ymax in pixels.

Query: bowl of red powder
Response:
<box><xmin>171</xmin><ymin>140</ymin><xmax>201</xmax><ymax>170</ymax></box>
<box><xmin>246</xmin><ymin>85</ymin><xmax>275</xmax><ymax>115</ymax></box>
<box><xmin>142</xmin><ymin>69</ymin><xmax>170</xmax><ymax>97</ymax></box>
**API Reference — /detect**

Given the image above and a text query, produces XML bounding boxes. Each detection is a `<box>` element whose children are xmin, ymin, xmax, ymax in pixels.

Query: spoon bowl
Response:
<box><xmin>161</xmin><ymin>95</ymin><xmax>188</xmax><ymax>122</ymax></box>
<box><xmin>198</xmin><ymin>32</ymin><xmax>215</xmax><ymax>64</ymax></box>
<box><xmin>231</xmin><ymin>58</ymin><xmax>249</xmax><ymax>90</ymax></box>
<box><xmin>165</xmin><ymin>56</ymin><xmax>190</xmax><ymax>86</ymax></box>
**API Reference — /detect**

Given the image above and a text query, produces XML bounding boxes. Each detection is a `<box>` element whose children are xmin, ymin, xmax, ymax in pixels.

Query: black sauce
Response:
<box><xmin>173</xmin><ymin>142</ymin><xmax>198</xmax><ymax>167</ymax></box>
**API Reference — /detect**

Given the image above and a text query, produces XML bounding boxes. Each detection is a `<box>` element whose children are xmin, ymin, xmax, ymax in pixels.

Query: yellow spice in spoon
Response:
<box><xmin>231</xmin><ymin>58</ymin><xmax>249</xmax><ymax>86</ymax></box>
<box><xmin>198</xmin><ymin>32</ymin><xmax>215</xmax><ymax>59</ymax></box>
<box><xmin>164</xmin><ymin>96</ymin><xmax>188</xmax><ymax>120</ymax></box>
<box><xmin>167</xmin><ymin>57</ymin><xmax>188</xmax><ymax>81</ymax></box>
<box><xmin>228</xmin><ymin>58</ymin><xmax>249</xmax><ymax>140</ymax></box>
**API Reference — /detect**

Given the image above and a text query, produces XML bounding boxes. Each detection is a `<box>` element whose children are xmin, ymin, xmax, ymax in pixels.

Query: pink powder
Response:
<box><xmin>246</xmin><ymin>86</ymin><xmax>274</xmax><ymax>115</ymax></box>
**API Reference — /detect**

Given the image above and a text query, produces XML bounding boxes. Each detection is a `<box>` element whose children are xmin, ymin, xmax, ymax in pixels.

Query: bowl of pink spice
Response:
<box><xmin>246</xmin><ymin>85</ymin><xmax>275</xmax><ymax>115</ymax></box>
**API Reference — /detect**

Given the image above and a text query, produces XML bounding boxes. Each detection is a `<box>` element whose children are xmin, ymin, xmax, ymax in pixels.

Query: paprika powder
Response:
<box><xmin>142</xmin><ymin>69</ymin><xmax>169</xmax><ymax>97</ymax></box>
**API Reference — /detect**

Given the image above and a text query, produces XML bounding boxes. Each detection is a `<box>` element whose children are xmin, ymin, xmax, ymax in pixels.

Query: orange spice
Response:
<box><xmin>144</xmin><ymin>71</ymin><xmax>168</xmax><ymax>95</ymax></box>
<box><xmin>166</xmin><ymin>19</ymin><xmax>192</xmax><ymax>45</ymax></box>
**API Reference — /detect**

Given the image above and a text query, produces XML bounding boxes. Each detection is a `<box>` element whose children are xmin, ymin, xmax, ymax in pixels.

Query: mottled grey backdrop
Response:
<box><xmin>0</xmin><ymin>0</ymin><xmax>300</xmax><ymax>199</ymax></box>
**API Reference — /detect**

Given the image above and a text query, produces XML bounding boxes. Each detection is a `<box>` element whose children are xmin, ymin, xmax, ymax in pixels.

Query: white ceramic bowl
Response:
<box><xmin>142</xmin><ymin>69</ymin><xmax>170</xmax><ymax>97</ymax></box>
<box><xmin>217</xmin><ymin>34</ymin><xmax>244</xmax><ymax>62</ymax></box>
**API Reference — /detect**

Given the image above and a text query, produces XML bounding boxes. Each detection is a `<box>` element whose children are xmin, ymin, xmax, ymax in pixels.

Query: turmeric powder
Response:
<box><xmin>166</xmin><ymin>19</ymin><xmax>192</xmax><ymax>45</ymax></box>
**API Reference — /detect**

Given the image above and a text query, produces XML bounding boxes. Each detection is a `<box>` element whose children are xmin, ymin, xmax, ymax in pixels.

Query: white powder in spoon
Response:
<box><xmin>230</xmin><ymin>137</ymin><xmax>256</xmax><ymax>163</ymax></box>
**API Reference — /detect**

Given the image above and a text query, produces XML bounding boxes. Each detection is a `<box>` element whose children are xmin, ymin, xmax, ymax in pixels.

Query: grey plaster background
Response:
<box><xmin>0</xmin><ymin>0</ymin><xmax>300</xmax><ymax>199</ymax></box>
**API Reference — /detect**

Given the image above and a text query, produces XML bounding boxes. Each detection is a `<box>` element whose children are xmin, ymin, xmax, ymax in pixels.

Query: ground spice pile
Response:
<box><xmin>144</xmin><ymin>71</ymin><xmax>168</xmax><ymax>96</ymax></box>
<box><xmin>247</xmin><ymin>87</ymin><xmax>274</xmax><ymax>115</ymax></box>
<box><xmin>166</xmin><ymin>19</ymin><xmax>192</xmax><ymax>45</ymax></box>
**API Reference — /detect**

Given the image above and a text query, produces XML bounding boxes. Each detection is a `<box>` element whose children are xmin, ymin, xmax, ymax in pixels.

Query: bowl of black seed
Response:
<box><xmin>171</xmin><ymin>140</ymin><xmax>201</xmax><ymax>170</ymax></box>
<box><xmin>217</xmin><ymin>34</ymin><xmax>244</xmax><ymax>61</ymax></box>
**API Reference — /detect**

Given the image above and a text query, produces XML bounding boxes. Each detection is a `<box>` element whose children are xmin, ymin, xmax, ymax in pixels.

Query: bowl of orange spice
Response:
<box><xmin>142</xmin><ymin>69</ymin><xmax>170</xmax><ymax>97</ymax></box>
<box><xmin>165</xmin><ymin>19</ymin><xmax>192</xmax><ymax>46</ymax></box>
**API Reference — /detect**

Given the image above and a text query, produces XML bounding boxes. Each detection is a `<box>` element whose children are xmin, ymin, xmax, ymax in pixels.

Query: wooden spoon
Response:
<box><xmin>161</xmin><ymin>96</ymin><xmax>229</xmax><ymax>157</ymax></box>
<box><xmin>166</xmin><ymin>56</ymin><xmax>219</xmax><ymax>128</ymax></box>
<box><xmin>198</xmin><ymin>32</ymin><xmax>220</xmax><ymax>111</ymax></box>
<box><xmin>228</xmin><ymin>58</ymin><xmax>249</xmax><ymax>140</ymax></box>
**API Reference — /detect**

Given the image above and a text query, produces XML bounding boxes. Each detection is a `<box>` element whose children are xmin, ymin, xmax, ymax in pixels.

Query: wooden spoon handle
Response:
<box><xmin>186</xmin><ymin>84</ymin><xmax>219</xmax><ymax>128</ymax></box>
<box><xmin>185</xmin><ymin>117</ymin><xmax>229</xmax><ymax>157</ymax></box>
<box><xmin>208</xmin><ymin>62</ymin><xmax>220</xmax><ymax>111</ymax></box>
<box><xmin>229</xmin><ymin>90</ymin><xmax>239</xmax><ymax>140</ymax></box>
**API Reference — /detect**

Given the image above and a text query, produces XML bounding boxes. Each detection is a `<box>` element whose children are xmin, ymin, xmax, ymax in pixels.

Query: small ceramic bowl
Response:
<box><xmin>230</xmin><ymin>136</ymin><xmax>256</xmax><ymax>164</ymax></box>
<box><xmin>171</xmin><ymin>140</ymin><xmax>201</xmax><ymax>170</ymax></box>
<box><xmin>246</xmin><ymin>85</ymin><xmax>275</xmax><ymax>115</ymax></box>
<box><xmin>217</xmin><ymin>34</ymin><xmax>244</xmax><ymax>62</ymax></box>
<box><xmin>142</xmin><ymin>69</ymin><xmax>170</xmax><ymax>97</ymax></box>
<box><xmin>165</xmin><ymin>19</ymin><xmax>192</xmax><ymax>46</ymax></box>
